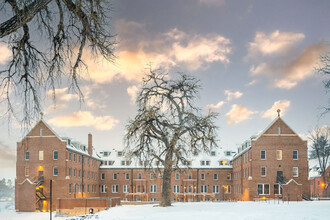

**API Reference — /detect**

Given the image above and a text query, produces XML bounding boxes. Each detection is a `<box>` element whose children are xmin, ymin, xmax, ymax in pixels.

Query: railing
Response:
<box><xmin>276</xmin><ymin>176</ymin><xmax>287</xmax><ymax>186</ymax></box>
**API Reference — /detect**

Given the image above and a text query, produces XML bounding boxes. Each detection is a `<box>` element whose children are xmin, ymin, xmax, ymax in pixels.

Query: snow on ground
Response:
<box><xmin>1</xmin><ymin>201</ymin><xmax>330</xmax><ymax>220</ymax></box>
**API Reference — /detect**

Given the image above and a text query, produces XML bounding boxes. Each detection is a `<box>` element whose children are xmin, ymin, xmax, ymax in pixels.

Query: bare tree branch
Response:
<box><xmin>125</xmin><ymin>68</ymin><xmax>219</xmax><ymax>206</ymax></box>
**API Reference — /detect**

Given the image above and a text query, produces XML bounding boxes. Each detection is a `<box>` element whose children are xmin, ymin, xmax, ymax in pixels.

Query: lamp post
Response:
<box><xmin>50</xmin><ymin>179</ymin><xmax>52</xmax><ymax>220</ymax></box>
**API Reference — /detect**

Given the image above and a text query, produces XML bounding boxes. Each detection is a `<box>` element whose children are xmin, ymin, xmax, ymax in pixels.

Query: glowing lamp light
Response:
<box><xmin>321</xmin><ymin>183</ymin><xmax>325</xmax><ymax>188</ymax></box>
<box><xmin>38</xmin><ymin>166</ymin><xmax>43</xmax><ymax>171</ymax></box>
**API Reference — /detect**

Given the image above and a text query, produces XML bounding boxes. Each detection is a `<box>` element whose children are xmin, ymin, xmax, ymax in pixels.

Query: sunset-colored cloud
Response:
<box><xmin>206</xmin><ymin>101</ymin><xmax>225</xmax><ymax>111</ymax></box>
<box><xmin>82</xmin><ymin>21</ymin><xmax>232</xmax><ymax>84</ymax></box>
<box><xmin>49</xmin><ymin>111</ymin><xmax>119</xmax><ymax>130</ymax></box>
<box><xmin>0</xmin><ymin>43</ymin><xmax>11</xmax><ymax>65</ymax></box>
<box><xmin>249</xmin><ymin>42</ymin><xmax>327</xmax><ymax>89</ymax></box>
<box><xmin>226</xmin><ymin>105</ymin><xmax>257</xmax><ymax>125</ymax></box>
<box><xmin>262</xmin><ymin>100</ymin><xmax>290</xmax><ymax>120</ymax></box>
<box><xmin>247</xmin><ymin>30</ymin><xmax>305</xmax><ymax>59</ymax></box>
<box><xmin>225</xmin><ymin>90</ymin><xmax>243</xmax><ymax>101</ymax></box>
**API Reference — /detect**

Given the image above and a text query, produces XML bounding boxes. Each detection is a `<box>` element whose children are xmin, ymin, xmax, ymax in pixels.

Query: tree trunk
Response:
<box><xmin>160</xmin><ymin>152</ymin><xmax>173</xmax><ymax>207</ymax></box>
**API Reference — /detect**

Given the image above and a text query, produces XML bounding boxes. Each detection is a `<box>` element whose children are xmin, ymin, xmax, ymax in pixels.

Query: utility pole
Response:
<box><xmin>50</xmin><ymin>179</ymin><xmax>52</xmax><ymax>220</ymax></box>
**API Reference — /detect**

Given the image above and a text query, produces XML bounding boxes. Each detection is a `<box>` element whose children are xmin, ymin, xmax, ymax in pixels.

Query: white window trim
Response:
<box><xmin>125</xmin><ymin>173</ymin><xmax>130</xmax><ymax>180</ymax></box>
<box><xmin>175</xmin><ymin>173</ymin><xmax>180</xmax><ymax>180</ymax></box>
<box><xmin>112</xmin><ymin>185</ymin><xmax>118</xmax><ymax>193</ymax></box>
<box><xmin>213</xmin><ymin>185</ymin><xmax>219</xmax><ymax>194</ymax></box>
<box><xmin>260</xmin><ymin>150</ymin><xmax>266</xmax><ymax>160</ymax></box>
<box><xmin>293</xmin><ymin>150</ymin><xmax>299</xmax><ymax>160</ymax></box>
<box><xmin>201</xmin><ymin>173</ymin><xmax>205</xmax><ymax>180</ymax></box>
<box><xmin>25</xmin><ymin>167</ymin><xmax>29</xmax><ymax>176</ymax></box>
<box><xmin>201</xmin><ymin>185</ymin><xmax>207</xmax><ymax>193</ymax></box>
<box><xmin>274</xmin><ymin>184</ymin><xmax>282</xmax><ymax>195</ymax></box>
<box><xmin>123</xmin><ymin>185</ymin><xmax>129</xmax><ymax>193</ymax></box>
<box><xmin>257</xmin><ymin>183</ymin><xmax>270</xmax><ymax>195</ymax></box>
<box><xmin>53</xmin><ymin>150</ymin><xmax>58</xmax><ymax>160</ymax></box>
<box><xmin>39</xmin><ymin>151</ymin><xmax>44</xmax><ymax>160</ymax></box>
<box><xmin>293</xmin><ymin>167</ymin><xmax>299</xmax><ymax>177</ymax></box>
<box><xmin>150</xmin><ymin>185</ymin><xmax>157</xmax><ymax>193</ymax></box>
<box><xmin>53</xmin><ymin>167</ymin><xmax>58</xmax><ymax>176</ymax></box>
<box><xmin>261</xmin><ymin>166</ymin><xmax>267</xmax><ymax>177</ymax></box>
<box><xmin>113</xmin><ymin>173</ymin><xmax>117</xmax><ymax>180</ymax></box>
<box><xmin>101</xmin><ymin>173</ymin><xmax>105</xmax><ymax>180</ymax></box>
<box><xmin>276</xmin><ymin>150</ymin><xmax>282</xmax><ymax>160</ymax></box>
<box><xmin>214</xmin><ymin>173</ymin><xmax>218</xmax><ymax>180</ymax></box>
<box><xmin>25</xmin><ymin>151</ymin><xmax>30</xmax><ymax>160</ymax></box>
<box><xmin>150</xmin><ymin>173</ymin><xmax>155</xmax><ymax>180</ymax></box>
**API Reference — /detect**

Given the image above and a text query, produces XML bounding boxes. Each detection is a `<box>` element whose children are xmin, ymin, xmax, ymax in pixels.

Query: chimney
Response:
<box><xmin>88</xmin><ymin>133</ymin><xmax>93</xmax><ymax>156</ymax></box>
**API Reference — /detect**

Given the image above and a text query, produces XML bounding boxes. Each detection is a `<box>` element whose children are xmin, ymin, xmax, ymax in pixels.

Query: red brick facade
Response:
<box><xmin>15</xmin><ymin>116</ymin><xmax>311</xmax><ymax>212</ymax></box>
<box><xmin>232</xmin><ymin>117</ymin><xmax>309</xmax><ymax>201</ymax></box>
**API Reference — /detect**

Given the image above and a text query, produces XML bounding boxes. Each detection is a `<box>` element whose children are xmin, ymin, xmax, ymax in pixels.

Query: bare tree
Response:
<box><xmin>316</xmin><ymin>52</ymin><xmax>330</xmax><ymax>113</ymax></box>
<box><xmin>0</xmin><ymin>0</ymin><xmax>115</xmax><ymax>125</ymax></box>
<box><xmin>125</xmin><ymin>69</ymin><xmax>219</xmax><ymax>206</ymax></box>
<box><xmin>309</xmin><ymin>127</ymin><xmax>330</xmax><ymax>197</ymax></box>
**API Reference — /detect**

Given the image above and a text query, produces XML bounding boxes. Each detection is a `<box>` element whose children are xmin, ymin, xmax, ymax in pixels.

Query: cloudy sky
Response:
<box><xmin>0</xmin><ymin>0</ymin><xmax>329</xmax><ymax>180</ymax></box>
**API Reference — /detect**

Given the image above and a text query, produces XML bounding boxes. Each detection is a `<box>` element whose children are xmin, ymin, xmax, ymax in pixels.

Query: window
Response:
<box><xmin>101</xmin><ymin>185</ymin><xmax>107</xmax><ymax>193</ymax></box>
<box><xmin>79</xmin><ymin>170</ymin><xmax>81</xmax><ymax>178</ymax></box>
<box><xmin>69</xmin><ymin>152</ymin><xmax>72</xmax><ymax>161</ymax></box>
<box><xmin>293</xmin><ymin>167</ymin><xmax>299</xmax><ymax>177</ymax></box>
<box><xmin>201</xmin><ymin>185</ymin><xmax>207</xmax><ymax>193</ymax></box>
<box><xmin>25</xmin><ymin>151</ymin><xmax>30</xmax><ymax>160</ymax></box>
<box><xmin>25</xmin><ymin>167</ymin><xmax>30</xmax><ymax>176</ymax></box>
<box><xmin>206</xmin><ymin>161</ymin><xmax>210</xmax><ymax>165</ymax></box>
<box><xmin>74</xmin><ymin>169</ymin><xmax>76</xmax><ymax>177</ymax></box>
<box><xmin>88</xmin><ymin>184</ymin><xmax>90</xmax><ymax>193</ymax></box>
<box><xmin>101</xmin><ymin>173</ymin><xmax>105</xmax><ymax>180</ymax></box>
<box><xmin>214</xmin><ymin>173</ymin><xmax>218</xmax><ymax>180</ymax></box>
<box><xmin>150</xmin><ymin>185</ymin><xmax>157</xmax><ymax>193</ymax></box>
<box><xmin>276</xmin><ymin>150</ymin><xmax>282</xmax><ymax>160</ymax></box>
<box><xmin>113</xmin><ymin>173</ymin><xmax>117</xmax><ymax>180</ymax></box>
<box><xmin>224</xmin><ymin>185</ymin><xmax>231</xmax><ymax>194</ymax></box>
<box><xmin>40</xmin><ymin>128</ymin><xmax>43</xmax><ymax>136</ymax></box>
<box><xmin>213</xmin><ymin>185</ymin><xmax>219</xmax><ymax>193</ymax></box>
<box><xmin>201</xmin><ymin>173</ymin><xmax>205</xmax><ymax>180</ymax></box>
<box><xmin>211</xmin><ymin>151</ymin><xmax>216</xmax><ymax>156</ymax></box>
<box><xmin>150</xmin><ymin>173</ymin><xmax>155</xmax><ymax>180</ymax></box>
<box><xmin>173</xmin><ymin>185</ymin><xmax>180</xmax><ymax>193</ymax></box>
<box><xmin>69</xmin><ymin>184</ymin><xmax>72</xmax><ymax>194</ymax></box>
<box><xmin>53</xmin><ymin>151</ymin><xmax>58</xmax><ymax>160</ymax></box>
<box><xmin>74</xmin><ymin>154</ymin><xmax>76</xmax><ymax>162</ymax></box>
<box><xmin>121</xmin><ymin>160</ymin><xmax>132</xmax><ymax>166</ymax></box>
<box><xmin>293</xmin><ymin>150</ymin><xmax>298</xmax><ymax>160</ymax></box>
<box><xmin>260</xmin><ymin>150</ymin><xmax>266</xmax><ymax>160</ymax></box>
<box><xmin>278</xmin><ymin>126</ymin><xmax>281</xmax><ymax>135</ymax></box>
<box><xmin>188</xmin><ymin>174</ymin><xmax>192</xmax><ymax>180</ymax></box>
<box><xmin>39</xmin><ymin>151</ymin><xmax>44</xmax><ymax>160</ymax></box>
<box><xmin>261</xmin><ymin>166</ymin><xmax>267</xmax><ymax>177</ymax></box>
<box><xmin>125</xmin><ymin>173</ymin><xmax>130</xmax><ymax>180</ymax></box>
<box><xmin>112</xmin><ymin>185</ymin><xmax>118</xmax><ymax>193</ymax></box>
<box><xmin>257</xmin><ymin>184</ymin><xmax>270</xmax><ymax>195</ymax></box>
<box><xmin>225</xmin><ymin>151</ymin><xmax>231</xmax><ymax>156</ymax></box>
<box><xmin>175</xmin><ymin>173</ymin><xmax>180</xmax><ymax>180</ymax></box>
<box><xmin>200</xmin><ymin>160</ymin><xmax>205</xmax><ymax>166</ymax></box>
<box><xmin>117</xmin><ymin>151</ymin><xmax>123</xmax><ymax>156</ymax></box>
<box><xmin>69</xmin><ymin>168</ymin><xmax>72</xmax><ymax>177</ymax></box>
<box><xmin>138</xmin><ymin>173</ymin><xmax>142</xmax><ymax>179</ymax></box>
<box><xmin>274</xmin><ymin>184</ymin><xmax>282</xmax><ymax>195</ymax></box>
<box><xmin>53</xmin><ymin>167</ymin><xmax>58</xmax><ymax>176</ymax></box>
<box><xmin>79</xmin><ymin>155</ymin><xmax>81</xmax><ymax>163</ymax></box>
<box><xmin>123</xmin><ymin>185</ymin><xmax>129</xmax><ymax>193</ymax></box>
<box><xmin>226</xmin><ymin>173</ymin><xmax>231</xmax><ymax>180</ymax></box>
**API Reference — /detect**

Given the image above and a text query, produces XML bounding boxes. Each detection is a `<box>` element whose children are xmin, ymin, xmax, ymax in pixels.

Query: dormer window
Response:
<box><xmin>211</xmin><ymin>151</ymin><xmax>216</xmax><ymax>156</ymax></box>
<box><xmin>118</xmin><ymin>151</ymin><xmax>123</xmax><ymax>157</ymax></box>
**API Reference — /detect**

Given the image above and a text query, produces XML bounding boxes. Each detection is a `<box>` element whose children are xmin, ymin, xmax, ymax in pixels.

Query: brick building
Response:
<box><xmin>309</xmin><ymin>160</ymin><xmax>330</xmax><ymax>198</ymax></box>
<box><xmin>15</xmin><ymin>119</ymin><xmax>102</xmax><ymax>212</ymax></box>
<box><xmin>231</xmin><ymin>115</ymin><xmax>310</xmax><ymax>201</ymax></box>
<box><xmin>15</xmin><ymin>113</ymin><xmax>310</xmax><ymax>212</ymax></box>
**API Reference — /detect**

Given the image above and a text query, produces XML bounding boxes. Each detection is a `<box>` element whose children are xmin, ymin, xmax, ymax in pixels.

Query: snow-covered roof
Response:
<box><xmin>62</xmin><ymin>137</ymin><xmax>102</xmax><ymax>160</ymax></box>
<box><xmin>309</xmin><ymin>158</ymin><xmax>330</xmax><ymax>178</ymax></box>
<box><xmin>99</xmin><ymin>148</ymin><xmax>234</xmax><ymax>169</ymax></box>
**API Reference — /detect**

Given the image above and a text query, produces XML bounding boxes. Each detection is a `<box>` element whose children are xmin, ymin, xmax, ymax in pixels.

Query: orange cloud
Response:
<box><xmin>225</xmin><ymin>90</ymin><xmax>243</xmax><ymax>101</ymax></box>
<box><xmin>262</xmin><ymin>100</ymin><xmax>290</xmax><ymax>120</ymax></box>
<box><xmin>247</xmin><ymin>30</ymin><xmax>305</xmax><ymax>59</ymax></box>
<box><xmin>226</xmin><ymin>105</ymin><xmax>257</xmax><ymax>125</ymax></box>
<box><xmin>49</xmin><ymin>111</ymin><xmax>119</xmax><ymax>130</ymax></box>
<box><xmin>206</xmin><ymin>101</ymin><xmax>225</xmax><ymax>111</ymax></box>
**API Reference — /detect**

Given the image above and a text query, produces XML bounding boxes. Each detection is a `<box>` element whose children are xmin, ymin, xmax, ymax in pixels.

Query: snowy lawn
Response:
<box><xmin>1</xmin><ymin>201</ymin><xmax>330</xmax><ymax>220</ymax></box>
